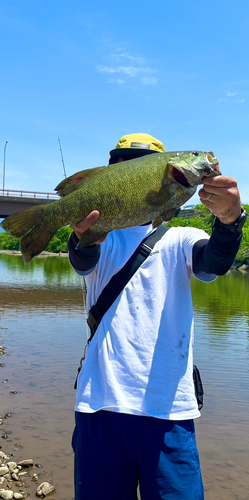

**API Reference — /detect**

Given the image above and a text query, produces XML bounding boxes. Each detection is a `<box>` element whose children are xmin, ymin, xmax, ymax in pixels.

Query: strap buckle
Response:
<box><xmin>87</xmin><ymin>305</ymin><xmax>102</xmax><ymax>335</ymax></box>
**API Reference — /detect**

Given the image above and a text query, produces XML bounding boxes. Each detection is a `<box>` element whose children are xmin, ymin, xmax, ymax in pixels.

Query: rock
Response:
<box><xmin>18</xmin><ymin>472</ymin><xmax>30</xmax><ymax>478</ymax></box>
<box><xmin>18</xmin><ymin>459</ymin><xmax>33</xmax><ymax>468</ymax></box>
<box><xmin>7</xmin><ymin>463</ymin><xmax>17</xmax><ymax>473</ymax></box>
<box><xmin>36</xmin><ymin>482</ymin><xmax>55</xmax><ymax>497</ymax></box>
<box><xmin>11</xmin><ymin>474</ymin><xmax>19</xmax><ymax>481</ymax></box>
<box><xmin>0</xmin><ymin>454</ymin><xmax>6</xmax><ymax>459</ymax></box>
<box><xmin>0</xmin><ymin>490</ymin><xmax>14</xmax><ymax>500</ymax></box>
<box><xmin>32</xmin><ymin>474</ymin><xmax>38</xmax><ymax>482</ymax></box>
<box><xmin>0</xmin><ymin>467</ymin><xmax>8</xmax><ymax>477</ymax></box>
<box><xmin>13</xmin><ymin>494</ymin><xmax>24</xmax><ymax>499</ymax></box>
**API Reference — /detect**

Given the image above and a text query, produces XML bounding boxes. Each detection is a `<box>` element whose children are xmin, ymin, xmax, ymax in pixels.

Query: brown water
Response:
<box><xmin>0</xmin><ymin>253</ymin><xmax>249</xmax><ymax>499</ymax></box>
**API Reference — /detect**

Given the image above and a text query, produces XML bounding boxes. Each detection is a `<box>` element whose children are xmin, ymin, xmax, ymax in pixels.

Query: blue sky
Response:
<box><xmin>0</xmin><ymin>0</ymin><xmax>249</xmax><ymax>207</ymax></box>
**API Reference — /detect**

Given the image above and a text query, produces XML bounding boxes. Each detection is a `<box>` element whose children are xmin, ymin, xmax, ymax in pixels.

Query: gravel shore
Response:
<box><xmin>0</xmin><ymin>344</ymin><xmax>57</xmax><ymax>500</ymax></box>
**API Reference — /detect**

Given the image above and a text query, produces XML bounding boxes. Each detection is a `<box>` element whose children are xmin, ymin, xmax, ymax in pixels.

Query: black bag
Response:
<box><xmin>193</xmin><ymin>364</ymin><xmax>204</xmax><ymax>410</ymax></box>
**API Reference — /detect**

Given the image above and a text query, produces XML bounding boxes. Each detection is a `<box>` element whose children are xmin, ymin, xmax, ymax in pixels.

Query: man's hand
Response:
<box><xmin>71</xmin><ymin>210</ymin><xmax>108</xmax><ymax>245</ymax></box>
<box><xmin>198</xmin><ymin>175</ymin><xmax>242</xmax><ymax>224</ymax></box>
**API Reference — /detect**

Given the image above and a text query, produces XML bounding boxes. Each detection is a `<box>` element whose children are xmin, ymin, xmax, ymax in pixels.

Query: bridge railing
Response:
<box><xmin>0</xmin><ymin>188</ymin><xmax>59</xmax><ymax>200</ymax></box>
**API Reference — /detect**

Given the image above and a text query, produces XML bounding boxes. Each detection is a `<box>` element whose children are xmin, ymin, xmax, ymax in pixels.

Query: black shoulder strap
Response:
<box><xmin>87</xmin><ymin>224</ymin><xmax>169</xmax><ymax>340</ymax></box>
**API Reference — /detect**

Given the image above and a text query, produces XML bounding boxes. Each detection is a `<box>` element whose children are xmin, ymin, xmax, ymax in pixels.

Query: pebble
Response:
<box><xmin>13</xmin><ymin>494</ymin><xmax>24</xmax><ymax>499</ymax></box>
<box><xmin>11</xmin><ymin>473</ymin><xmax>19</xmax><ymax>481</ymax></box>
<box><xmin>18</xmin><ymin>459</ymin><xmax>33</xmax><ymax>468</ymax></box>
<box><xmin>0</xmin><ymin>467</ymin><xmax>8</xmax><ymax>476</ymax></box>
<box><xmin>18</xmin><ymin>472</ymin><xmax>30</xmax><ymax>478</ymax></box>
<box><xmin>36</xmin><ymin>482</ymin><xmax>55</xmax><ymax>497</ymax></box>
<box><xmin>6</xmin><ymin>462</ymin><xmax>17</xmax><ymax>473</ymax></box>
<box><xmin>0</xmin><ymin>490</ymin><xmax>14</xmax><ymax>500</ymax></box>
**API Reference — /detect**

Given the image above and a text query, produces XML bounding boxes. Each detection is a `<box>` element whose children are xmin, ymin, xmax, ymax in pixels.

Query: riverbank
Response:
<box><xmin>0</xmin><ymin>342</ymin><xmax>58</xmax><ymax>500</ymax></box>
<box><xmin>0</xmin><ymin>250</ymin><xmax>69</xmax><ymax>258</ymax></box>
<box><xmin>1</xmin><ymin>249</ymin><xmax>249</xmax><ymax>272</ymax></box>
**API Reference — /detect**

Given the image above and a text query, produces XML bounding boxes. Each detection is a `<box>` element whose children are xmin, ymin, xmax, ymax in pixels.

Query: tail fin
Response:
<box><xmin>1</xmin><ymin>205</ymin><xmax>45</xmax><ymax>238</ymax></box>
<box><xmin>20</xmin><ymin>225</ymin><xmax>56</xmax><ymax>263</ymax></box>
<box><xmin>0</xmin><ymin>205</ymin><xmax>56</xmax><ymax>262</ymax></box>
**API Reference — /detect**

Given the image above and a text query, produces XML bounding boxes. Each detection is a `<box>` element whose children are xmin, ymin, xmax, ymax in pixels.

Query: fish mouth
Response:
<box><xmin>172</xmin><ymin>153</ymin><xmax>220</xmax><ymax>188</ymax></box>
<box><xmin>172</xmin><ymin>167</ymin><xmax>191</xmax><ymax>188</ymax></box>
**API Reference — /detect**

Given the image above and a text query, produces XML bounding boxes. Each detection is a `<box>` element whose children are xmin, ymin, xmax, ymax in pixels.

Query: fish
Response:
<box><xmin>0</xmin><ymin>151</ymin><xmax>220</xmax><ymax>263</ymax></box>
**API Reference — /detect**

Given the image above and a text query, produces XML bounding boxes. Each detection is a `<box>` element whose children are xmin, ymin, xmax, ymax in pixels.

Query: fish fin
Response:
<box><xmin>152</xmin><ymin>217</ymin><xmax>163</xmax><ymax>228</ymax></box>
<box><xmin>146</xmin><ymin>185</ymin><xmax>171</xmax><ymax>206</ymax></box>
<box><xmin>55</xmin><ymin>166</ymin><xmax>105</xmax><ymax>197</ymax></box>
<box><xmin>152</xmin><ymin>208</ymin><xmax>177</xmax><ymax>228</ymax></box>
<box><xmin>20</xmin><ymin>226</ymin><xmax>56</xmax><ymax>263</ymax></box>
<box><xmin>0</xmin><ymin>205</ymin><xmax>45</xmax><ymax>238</ymax></box>
<box><xmin>77</xmin><ymin>229</ymin><xmax>108</xmax><ymax>248</ymax></box>
<box><xmin>160</xmin><ymin>208</ymin><xmax>177</xmax><ymax>222</ymax></box>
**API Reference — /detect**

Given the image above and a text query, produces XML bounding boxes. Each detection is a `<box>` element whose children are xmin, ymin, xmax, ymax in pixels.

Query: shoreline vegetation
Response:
<box><xmin>0</xmin><ymin>204</ymin><xmax>249</xmax><ymax>269</ymax></box>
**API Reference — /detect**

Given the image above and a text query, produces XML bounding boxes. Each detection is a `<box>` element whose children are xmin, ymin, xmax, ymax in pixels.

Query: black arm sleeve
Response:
<box><xmin>193</xmin><ymin>225</ymin><xmax>242</xmax><ymax>276</ymax></box>
<box><xmin>68</xmin><ymin>232</ymin><xmax>101</xmax><ymax>272</ymax></box>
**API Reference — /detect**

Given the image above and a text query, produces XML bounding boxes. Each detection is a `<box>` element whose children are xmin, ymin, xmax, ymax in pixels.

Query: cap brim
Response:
<box><xmin>109</xmin><ymin>148</ymin><xmax>159</xmax><ymax>158</ymax></box>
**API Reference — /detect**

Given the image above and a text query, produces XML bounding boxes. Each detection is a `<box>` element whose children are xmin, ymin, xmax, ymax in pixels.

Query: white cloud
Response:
<box><xmin>96</xmin><ymin>65</ymin><xmax>156</xmax><ymax>78</ymax></box>
<box><xmin>141</xmin><ymin>77</ymin><xmax>158</xmax><ymax>86</ymax></box>
<box><xmin>111</xmin><ymin>52</ymin><xmax>146</xmax><ymax>64</ymax></box>
<box><xmin>96</xmin><ymin>47</ymin><xmax>158</xmax><ymax>86</ymax></box>
<box><xmin>217</xmin><ymin>97</ymin><xmax>246</xmax><ymax>104</ymax></box>
<box><xmin>108</xmin><ymin>79</ymin><xmax>125</xmax><ymax>84</ymax></box>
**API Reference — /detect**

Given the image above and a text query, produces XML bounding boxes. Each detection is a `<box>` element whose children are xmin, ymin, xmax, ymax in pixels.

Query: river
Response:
<box><xmin>0</xmin><ymin>253</ymin><xmax>249</xmax><ymax>500</ymax></box>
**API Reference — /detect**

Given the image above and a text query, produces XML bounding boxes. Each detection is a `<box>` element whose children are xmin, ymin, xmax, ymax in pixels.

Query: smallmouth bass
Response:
<box><xmin>0</xmin><ymin>151</ymin><xmax>220</xmax><ymax>262</ymax></box>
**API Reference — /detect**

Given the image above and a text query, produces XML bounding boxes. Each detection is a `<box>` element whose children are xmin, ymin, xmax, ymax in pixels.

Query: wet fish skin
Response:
<box><xmin>0</xmin><ymin>151</ymin><xmax>220</xmax><ymax>262</ymax></box>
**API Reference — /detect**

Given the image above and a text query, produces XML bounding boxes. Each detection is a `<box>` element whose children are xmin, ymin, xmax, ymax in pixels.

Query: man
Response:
<box><xmin>68</xmin><ymin>133</ymin><xmax>246</xmax><ymax>500</ymax></box>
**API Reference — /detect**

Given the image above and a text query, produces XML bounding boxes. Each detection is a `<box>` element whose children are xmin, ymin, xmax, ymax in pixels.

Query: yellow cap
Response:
<box><xmin>109</xmin><ymin>133</ymin><xmax>165</xmax><ymax>159</ymax></box>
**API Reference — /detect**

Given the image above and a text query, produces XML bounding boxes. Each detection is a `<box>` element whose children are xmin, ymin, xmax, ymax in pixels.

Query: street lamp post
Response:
<box><xmin>3</xmin><ymin>141</ymin><xmax>8</xmax><ymax>193</ymax></box>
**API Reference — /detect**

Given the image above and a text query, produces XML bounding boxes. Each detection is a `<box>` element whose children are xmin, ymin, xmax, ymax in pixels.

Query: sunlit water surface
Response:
<box><xmin>0</xmin><ymin>253</ymin><xmax>249</xmax><ymax>500</ymax></box>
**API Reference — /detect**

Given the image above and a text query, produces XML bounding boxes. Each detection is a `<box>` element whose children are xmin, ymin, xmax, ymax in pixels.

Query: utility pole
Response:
<box><xmin>3</xmin><ymin>141</ymin><xmax>8</xmax><ymax>192</ymax></box>
<box><xmin>57</xmin><ymin>132</ymin><xmax>67</xmax><ymax>179</ymax></box>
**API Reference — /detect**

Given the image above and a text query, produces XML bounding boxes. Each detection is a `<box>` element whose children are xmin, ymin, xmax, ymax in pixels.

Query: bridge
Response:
<box><xmin>0</xmin><ymin>189</ymin><xmax>200</xmax><ymax>221</ymax></box>
<box><xmin>0</xmin><ymin>189</ymin><xmax>59</xmax><ymax>218</ymax></box>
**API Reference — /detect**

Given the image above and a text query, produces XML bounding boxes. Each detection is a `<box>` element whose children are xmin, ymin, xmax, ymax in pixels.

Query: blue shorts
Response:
<box><xmin>72</xmin><ymin>410</ymin><xmax>204</xmax><ymax>500</ymax></box>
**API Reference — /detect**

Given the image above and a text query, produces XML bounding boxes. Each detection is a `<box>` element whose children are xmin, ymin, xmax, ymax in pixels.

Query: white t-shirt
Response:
<box><xmin>73</xmin><ymin>225</ymin><xmax>216</xmax><ymax>420</ymax></box>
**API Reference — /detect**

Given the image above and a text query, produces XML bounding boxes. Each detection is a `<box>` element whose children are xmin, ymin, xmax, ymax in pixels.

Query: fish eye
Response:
<box><xmin>191</xmin><ymin>151</ymin><xmax>199</xmax><ymax>156</ymax></box>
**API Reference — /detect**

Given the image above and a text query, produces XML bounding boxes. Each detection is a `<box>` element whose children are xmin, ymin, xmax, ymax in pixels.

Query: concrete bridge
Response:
<box><xmin>0</xmin><ymin>189</ymin><xmax>59</xmax><ymax>218</ymax></box>
<box><xmin>0</xmin><ymin>189</ymin><xmax>199</xmax><ymax>220</ymax></box>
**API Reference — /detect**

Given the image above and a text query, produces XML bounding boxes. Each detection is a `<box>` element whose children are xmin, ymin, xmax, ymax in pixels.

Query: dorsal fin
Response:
<box><xmin>55</xmin><ymin>166</ymin><xmax>106</xmax><ymax>197</ymax></box>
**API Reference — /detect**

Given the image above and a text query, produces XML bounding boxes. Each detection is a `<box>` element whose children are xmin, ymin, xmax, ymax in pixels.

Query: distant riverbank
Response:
<box><xmin>1</xmin><ymin>248</ymin><xmax>249</xmax><ymax>272</ymax></box>
<box><xmin>0</xmin><ymin>249</ymin><xmax>69</xmax><ymax>257</ymax></box>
